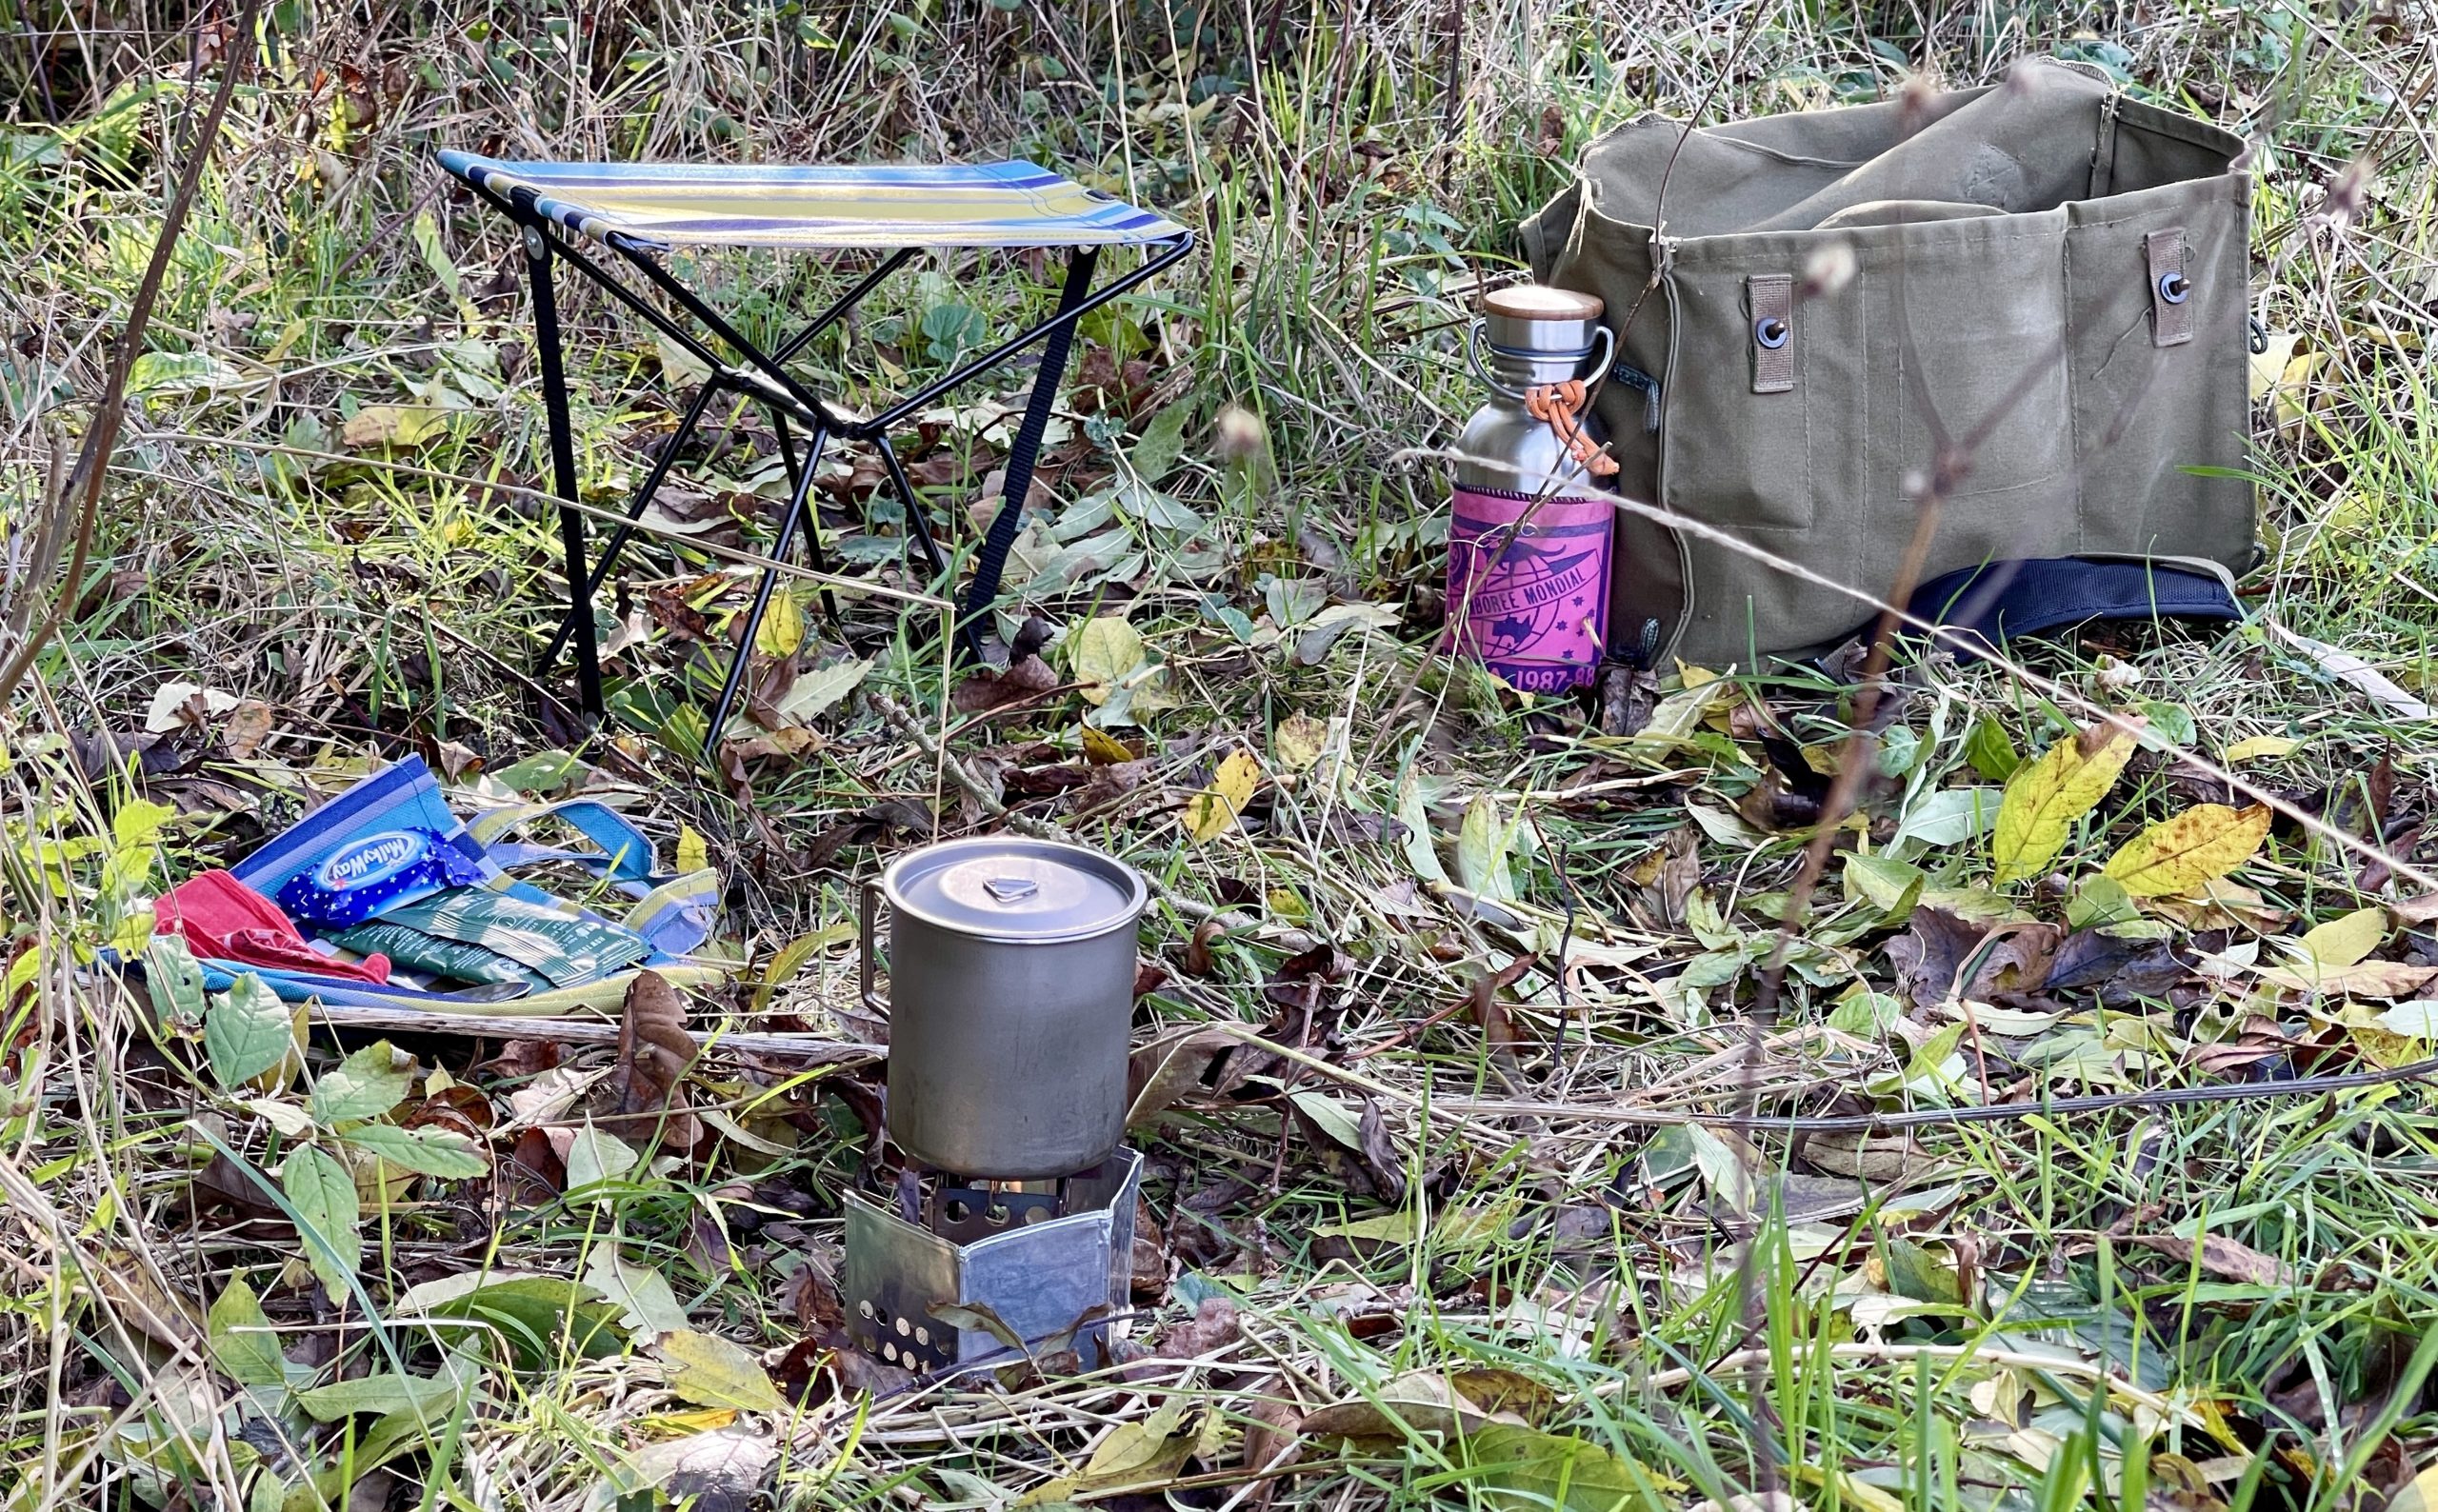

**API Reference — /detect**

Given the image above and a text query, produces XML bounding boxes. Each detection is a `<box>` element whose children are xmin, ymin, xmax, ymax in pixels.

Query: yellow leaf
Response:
<box><xmin>2223</xmin><ymin>734</ymin><xmax>2301</xmax><ymax>763</ymax></box>
<box><xmin>1071</xmin><ymin>615</ymin><xmax>1144</xmax><ymax>706</ymax></box>
<box><xmin>1790</xmin><ymin>1463</ymin><xmax>1906</xmax><ymax>1512</ymax></box>
<box><xmin>753</xmin><ymin>588</ymin><xmax>805</xmax><ymax>658</ymax></box>
<box><xmin>2102</xmin><ymin>803</ymin><xmax>2270</xmax><ymax>897</ymax></box>
<box><xmin>2269</xmin><ymin>349</ymin><xmax>2328</xmax><ymax>428</ymax></box>
<box><xmin>2388</xmin><ymin>1462</ymin><xmax>2438</xmax><ymax>1512</ymax></box>
<box><xmin>1273</xmin><ymin>712</ymin><xmax>1329</xmax><ymax>771</ymax></box>
<box><xmin>1020</xmin><ymin>1403</ymin><xmax>1202</xmax><ymax>1503</ymax></box>
<box><xmin>1080</xmin><ymin>726</ymin><xmax>1134</xmax><ymax>766</ymax></box>
<box><xmin>2252</xmin><ymin>959</ymin><xmax>2436</xmax><ymax>998</ymax></box>
<box><xmin>1182</xmin><ymin>748</ymin><xmax>1259</xmax><ymax>844</ymax></box>
<box><xmin>676</xmin><ymin>824</ymin><xmax>709</xmax><ymax>876</ymax></box>
<box><xmin>1991</xmin><ymin>721</ymin><xmax>2141</xmax><ymax>884</ymax></box>
<box><xmin>2300</xmin><ymin>907</ymin><xmax>2387</xmax><ymax>969</ymax></box>
<box><xmin>340</xmin><ymin>404</ymin><xmax>450</xmax><ymax>450</ymax></box>
<box><xmin>659</xmin><ymin>1329</ymin><xmax>786</xmax><ymax>1415</ymax></box>
<box><xmin>2248</xmin><ymin>330</ymin><xmax>2299</xmax><ymax>401</ymax></box>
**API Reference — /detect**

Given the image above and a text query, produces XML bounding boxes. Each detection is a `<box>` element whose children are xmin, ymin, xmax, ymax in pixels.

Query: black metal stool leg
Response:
<box><xmin>875</xmin><ymin>434</ymin><xmax>978</xmax><ymax>661</ymax></box>
<box><xmin>541</xmin><ymin>377</ymin><xmax>724</xmax><ymax>672</ymax></box>
<box><xmin>770</xmin><ymin>410</ymin><xmax>840</xmax><ymax>626</ymax></box>
<box><xmin>707</xmin><ymin>424</ymin><xmax>828</xmax><ymax>746</ymax></box>
<box><xmin>523</xmin><ymin>223</ymin><xmax>605</xmax><ymax>716</ymax></box>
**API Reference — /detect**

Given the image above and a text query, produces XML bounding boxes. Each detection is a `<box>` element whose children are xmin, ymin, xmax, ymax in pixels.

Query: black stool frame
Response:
<box><xmin>457</xmin><ymin>173</ymin><xmax>1191</xmax><ymax>738</ymax></box>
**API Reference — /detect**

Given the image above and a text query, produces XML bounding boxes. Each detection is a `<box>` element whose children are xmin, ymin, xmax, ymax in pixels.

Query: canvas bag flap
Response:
<box><xmin>1522</xmin><ymin>58</ymin><xmax>2255</xmax><ymax>668</ymax></box>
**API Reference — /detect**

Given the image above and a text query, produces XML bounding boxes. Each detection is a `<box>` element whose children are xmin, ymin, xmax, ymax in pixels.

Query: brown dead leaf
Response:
<box><xmin>1182</xmin><ymin>918</ymin><xmax>1227</xmax><ymax>977</ymax></box>
<box><xmin>223</xmin><ymin>700</ymin><xmax>274</xmax><ymax>758</ymax></box>
<box><xmin>1126</xmin><ymin>1025</ymin><xmax>1236</xmax><ymax>1127</ymax></box>
<box><xmin>1154</xmin><ymin>1296</ymin><xmax>1240</xmax><ymax>1359</ymax></box>
<box><xmin>1886</xmin><ymin>909</ymin><xmax>2061</xmax><ymax>1006</ymax></box>
<box><xmin>1297</xmin><ymin>1369</ymin><xmax>1531</xmax><ymax>1442</ymax></box>
<box><xmin>1240</xmin><ymin>1395</ymin><xmax>1304</xmax><ymax>1506</ymax></box>
<box><xmin>779</xmin><ymin>1262</ymin><xmax>844</xmax><ymax>1331</ymax></box>
<box><xmin>1129</xmin><ymin>1200</ymin><xmax>1168</xmax><ymax>1298</ymax></box>
<box><xmin>497</xmin><ymin>1126</ymin><xmax>566</xmax><ymax>1207</ymax></box>
<box><xmin>2128</xmin><ymin>1232</ymin><xmax>2296</xmax><ymax>1287</ymax></box>
<box><xmin>583</xmin><ymin>970</ymin><xmax>702</xmax><ymax>1148</ymax></box>
<box><xmin>951</xmin><ymin>652</ymin><xmax>1058</xmax><ymax>713</ymax></box>
<box><xmin>1074</xmin><ymin>758</ymin><xmax>1150</xmax><ymax>813</ymax></box>
<box><xmin>1468</xmin><ymin>952</ymin><xmax>1537</xmax><ymax>1051</ymax></box>
<box><xmin>94</xmin><ymin>1252</ymin><xmax>203</xmax><ymax>1350</ymax></box>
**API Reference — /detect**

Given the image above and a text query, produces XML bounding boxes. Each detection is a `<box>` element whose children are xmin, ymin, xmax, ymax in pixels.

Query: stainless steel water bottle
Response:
<box><xmin>1445</xmin><ymin>285</ymin><xmax>1618</xmax><ymax>693</ymax></box>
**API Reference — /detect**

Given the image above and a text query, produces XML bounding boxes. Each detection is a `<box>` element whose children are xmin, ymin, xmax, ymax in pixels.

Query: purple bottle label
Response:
<box><xmin>1444</xmin><ymin>485</ymin><xmax>1612</xmax><ymax>693</ymax></box>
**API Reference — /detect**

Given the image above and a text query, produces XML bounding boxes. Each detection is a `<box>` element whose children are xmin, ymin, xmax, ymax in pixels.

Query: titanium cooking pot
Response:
<box><xmin>860</xmin><ymin>837</ymin><xmax>1149</xmax><ymax>1180</ymax></box>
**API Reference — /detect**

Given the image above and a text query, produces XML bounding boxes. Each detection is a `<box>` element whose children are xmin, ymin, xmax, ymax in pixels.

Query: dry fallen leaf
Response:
<box><xmin>1126</xmin><ymin>1025</ymin><xmax>1235</xmax><ymax>1126</ymax></box>
<box><xmin>2128</xmin><ymin>1232</ymin><xmax>2296</xmax><ymax>1287</ymax></box>
<box><xmin>1183</xmin><ymin>748</ymin><xmax>1260</xmax><ymax>844</ymax></box>
<box><xmin>2249</xmin><ymin>959</ymin><xmax>2438</xmax><ymax>999</ymax></box>
<box><xmin>1991</xmin><ymin>719</ymin><xmax>2142</xmax><ymax>884</ymax></box>
<box><xmin>341</xmin><ymin>403</ymin><xmax>450</xmax><ymax>449</ymax></box>
<box><xmin>2102</xmin><ymin>803</ymin><xmax>2271</xmax><ymax>897</ymax></box>
<box><xmin>1272</xmin><ymin>711</ymin><xmax>1329</xmax><ymax>771</ymax></box>
<box><xmin>2300</xmin><ymin>907</ymin><xmax>2388</xmax><ymax>968</ymax></box>
<box><xmin>583</xmin><ymin>970</ymin><xmax>701</xmax><ymax>1148</ymax></box>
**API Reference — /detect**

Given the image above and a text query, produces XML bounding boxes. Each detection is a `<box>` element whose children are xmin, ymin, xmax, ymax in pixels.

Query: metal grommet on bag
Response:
<box><xmin>1747</xmin><ymin>273</ymin><xmax>1796</xmax><ymax>392</ymax></box>
<box><xmin>2144</xmin><ymin>228</ymin><xmax>2193</xmax><ymax>347</ymax></box>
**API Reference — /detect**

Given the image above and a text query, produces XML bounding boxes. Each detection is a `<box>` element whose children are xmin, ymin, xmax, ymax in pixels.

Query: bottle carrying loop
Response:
<box><xmin>1466</xmin><ymin>320</ymin><xmax>1614</xmax><ymax>401</ymax></box>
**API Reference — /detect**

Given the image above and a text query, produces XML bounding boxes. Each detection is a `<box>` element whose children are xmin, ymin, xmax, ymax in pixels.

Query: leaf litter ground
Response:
<box><xmin>3</xmin><ymin>9</ymin><xmax>2438</xmax><ymax>1512</ymax></box>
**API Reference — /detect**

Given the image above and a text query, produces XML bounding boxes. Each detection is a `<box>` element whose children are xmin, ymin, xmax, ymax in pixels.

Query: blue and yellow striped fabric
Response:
<box><xmin>438</xmin><ymin>151</ymin><xmax>1188</xmax><ymax>250</ymax></box>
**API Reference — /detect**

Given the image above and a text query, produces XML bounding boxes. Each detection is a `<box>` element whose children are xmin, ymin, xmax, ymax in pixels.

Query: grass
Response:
<box><xmin>3</xmin><ymin>0</ymin><xmax>2437</xmax><ymax>1509</ymax></box>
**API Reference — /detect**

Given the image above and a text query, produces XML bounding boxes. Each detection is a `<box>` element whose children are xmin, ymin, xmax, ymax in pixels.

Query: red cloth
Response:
<box><xmin>154</xmin><ymin>869</ymin><xmax>390</xmax><ymax>985</ymax></box>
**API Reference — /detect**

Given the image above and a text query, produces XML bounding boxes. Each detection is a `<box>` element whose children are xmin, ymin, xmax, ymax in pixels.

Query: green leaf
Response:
<box><xmin>338</xmin><ymin>1123</ymin><xmax>488</xmax><ymax>1179</ymax></box>
<box><xmin>295</xmin><ymin>1371</ymin><xmax>462</xmax><ymax>1422</ymax></box>
<box><xmin>660</xmin><ymin>1329</ymin><xmax>788</xmax><ymax>1414</ymax></box>
<box><xmin>310</xmin><ymin>1042</ymin><xmax>411</xmax><ymax>1126</ymax></box>
<box><xmin>1467</xmin><ymin>1424</ymin><xmax>1666</xmax><ymax>1510</ymax></box>
<box><xmin>1454</xmin><ymin>795</ymin><xmax>1517</xmax><ymax>903</ymax></box>
<box><xmin>488</xmin><ymin>749</ymin><xmax>588</xmax><ymax>796</ymax></box>
<box><xmin>582</xmin><ymin>1249</ymin><xmax>691</xmax><ymax>1337</ymax></box>
<box><xmin>1071</xmin><ymin>615</ymin><xmax>1145</xmax><ymax>706</ymax></box>
<box><xmin>410</xmin><ymin>209</ymin><xmax>462</xmax><ymax>300</ymax></box>
<box><xmin>397</xmin><ymin>1273</ymin><xmax>629</xmax><ymax>1369</ymax></box>
<box><xmin>1129</xmin><ymin>402</ymin><xmax>1192</xmax><ymax>485</ymax></box>
<box><xmin>1963</xmin><ymin>717</ymin><xmax>2021</xmax><ymax>782</ymax></box>
<box><xmin>2066</xmin><ymin>874</ymin><xmax>2140</xmax><ymax>929</ymax></box>
<box><xmin>767</xmin><ymin>655</ymin><xmax>872</xmax><ymax>727</ymax></box>
<box><xmin>1882</xmin><ymin>1237</ymin><xmax>1965</xmax><ymax>1304</ymax></box>
<box><xmin>205</xmin><ymin>974</ymin><xmax>296</xmax><ymax>1090</ymax></box>
<box><xmin>1842</xmin><ymin>853</ymin><xmax>1925</xmax><ymax>920</ymax></box>
<box><xmin>145</xmin><ymin>932</ymin><xmax>207</xmax><ymax>1028</ymax></box>
<box><xmin>207</xmin><ymin>1276</ymin><xmax>289</xmax><ymax>1386</ymax></box>
<box><xmin>280</xmin><ymin>1145</ymin><xmax>361</xmax><ymax>1295</ymax></box>
<box><xmin>566</xmin><ymin>1124</ymin><xmax>641</xmax><ymax>1191</ymax></box>
<box><xmin>1827</xmin><ymin>986</ymin><xmax>1906</xmax><ymax>1040</ymax></box>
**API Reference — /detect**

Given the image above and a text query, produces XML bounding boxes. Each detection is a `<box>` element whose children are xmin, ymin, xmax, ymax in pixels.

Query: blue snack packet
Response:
<box><xmin>273</xmin><ymin>826</ymin><xmax>491</xmax><ymax>927</ymax></box>
<box><xmin>235</xmin><ymin>757</ymin><xmax>497</xmax><ymax>927</ymax></box>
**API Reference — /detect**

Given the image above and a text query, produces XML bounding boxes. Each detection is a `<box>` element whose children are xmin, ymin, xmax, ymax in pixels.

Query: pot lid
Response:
<box><xmin>882</xmin><ymin>838</ymin><xmax>1147</xmax><ymax>943</ymax></box>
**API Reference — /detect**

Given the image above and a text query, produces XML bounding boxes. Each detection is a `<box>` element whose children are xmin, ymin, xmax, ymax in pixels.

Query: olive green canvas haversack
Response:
<box><xmin>1521</xmin><ymin>58</ymin><xmax>2257</xmax><ymax>669</ymax></box>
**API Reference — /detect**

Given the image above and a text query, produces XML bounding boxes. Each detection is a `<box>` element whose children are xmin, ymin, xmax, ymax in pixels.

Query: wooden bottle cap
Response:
<box><xmin>1482</xmin><ymin>285</ymin><xmax>1606</xmax><ymax>320</ymax></box>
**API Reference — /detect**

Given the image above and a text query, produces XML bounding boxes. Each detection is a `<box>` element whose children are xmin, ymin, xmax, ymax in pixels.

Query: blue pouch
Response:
<box><xmin>235</xmin><ymin>758</ymin><xmax>495</xmax><ymax>926</ymax></box>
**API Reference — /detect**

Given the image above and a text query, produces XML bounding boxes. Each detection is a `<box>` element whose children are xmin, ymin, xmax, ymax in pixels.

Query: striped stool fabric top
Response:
<box><xmin>438</xmin><ymin>151</ymin><xmax>1189</xmax><ymax>250</ymax></box>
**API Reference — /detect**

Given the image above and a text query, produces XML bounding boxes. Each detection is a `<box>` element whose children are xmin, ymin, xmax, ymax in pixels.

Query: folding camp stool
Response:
<box><xmin>437</xmin><ymin>152</ymin><xmax>1193</xmax><ymax>736</ymax></box>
